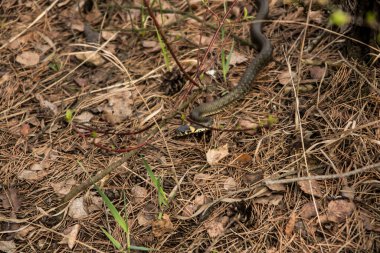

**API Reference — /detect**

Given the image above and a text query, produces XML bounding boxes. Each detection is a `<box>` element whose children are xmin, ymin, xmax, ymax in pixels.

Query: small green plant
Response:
<box><xmin>329</xmin><ymin>9</ymin><xmax>351</xmax><ymax>26</ymax></box>
<box><xmin>65</xmin><ymin>109</ymin><xmax>73</xmax><ymax>123</ymax></box>
<box><xmin>142</xmin><ymin>157</ymin><xmax>168</xmax><ymax>219</ymax></box>
<box><xmin>139</xmin><ymin>5</ymin><xmax>149</xmax><ymax>36</ymax></box>
<box><xmin>95</xmin><ymin>185</ymin><xmax>152</xmax><ymax>252</ymax></box>
<box><xmin>243</xmin><ymin>7</ymin><xmax>253</xmax><ymax>20</ymax></box>
<box><xmin>156</xmin><ymin>28</ymin><xmax>171</xmax><ymax>71</ymax></box>
<box><xmin>221</xmin><ymin>28</ymin><xmax>235</xmax><ymax>82</ymax></box>
<box><xmin>48</xmin><ymin>59</ymin><xmax>61</xmax><ymax>71</ymax></box>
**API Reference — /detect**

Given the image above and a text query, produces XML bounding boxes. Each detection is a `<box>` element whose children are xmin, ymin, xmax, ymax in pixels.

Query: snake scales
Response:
<box><xmin>188</xmin><ymin>0</ymin><xmax>272</xmax><ymax>128</ymax></box>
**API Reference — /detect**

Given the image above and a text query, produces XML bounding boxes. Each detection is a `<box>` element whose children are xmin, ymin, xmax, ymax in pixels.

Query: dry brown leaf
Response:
<box><xmin>152</xmin><ymin>214</ymin><xmax>174</xmax><ymax>237</ymax></box>
<box><xmin>74</xmin><ymin>111</ymin><xmax>94</xmax><ymax>123</ymax></box>
<box><xmin>309</xmin><ymin>10</ymin><xmax>324</xmax><ymax>24</ymax></box>
<box><xmin>229</xmin><ymin>51</ymin><xmax>248</xmax><ymax>66</ymax></box>
<box><xmin>87</xmin><ymin>193</ymin><xmax>103</xmax><ymax>212</ymax></box>
<box><xmin>299</xmin><ymin>201</ymin><xmax>321</xmax><ymax>219</ymax></box>
<box><xmin>75</xmin><ymin>51</ymin><xmax>105</xmax><ymax>66</ymax></box>
<box><xmin>340</xmin><ymin>185</ymin><xmax>355</xmax><ymax>201</ymax></box>
<box><xmin>0</xmin><ymin>240</ymin><xmax>16</xmax><ymax>253</ymax></box>
<box><xmin>30</xmin><ymin>163</ymin><xmax>43</xmax><ymax>171</ymax></box>
<box><xmin>238</xmin><ymin>119</ymin><xmax>258</xmax><ymax>135</ymax></box>
<box><xmin>9</xmin><ymin>33</ymin><xmax>34</xmax><ymax>49</ymax></box>
<box><xmin>20</xmin><ymin>123</ymin><xmax>30</xmax><ymax>137</ymax></box>
<box><xmin>137</xmin><ymin>203</ymin><xmax>157</xmax><ymax>226</ymax></box>
<box><xmin>50</xmin><ymin>179</ymin><xmax>77</xmax><ymax>196</ymax></box>
<box><xmin>285</xmin><ymin>212</ymin><xmax>297</xmax><ymax>236</ymax></box>
<box><xmin>223</xmin><ymin>177</ymin><xmax>238</xmax><ymax>191</ymax></box>
<box><xmin>85</xmin><ymin>6</ymin><xmax>102</xmax><ymax>23</ymax></box>
<box><xmin>194</xmin><ymin>194</ymin><xmax>208</xmax><ymax>206</ymax></box>
<box><xmin>182</xmin><ymin>194</ymin><xmax>210</xmax><ymax>217</ymax></box>
<box><xmin>231</xmin><ymin>6</ymin><xmax>240</xmax><ymax>18</ymax></box>
<box><xmin>0</xmin><ymin>188</ymin><xmax>21</xmax><ymax>211</ymax></box>
<box><xmin>74</xmin><ymin>77</ymin><xmax>88</xmax><ymax>87</ymax></box>
<box><xmin>0</xmin><ymin>73</ymin><xmax>10</xmax><ymax>86</ymax></box>
<box><xmin>253</xmin><ymin>194</ymin><xmax>283</xmax><ymax>205</ymax></box>
<box><xmin>297</xmin><ymin>180</ymin><xmax>323</xmax><ymax>198</ymax></box>
<box><xmin>142</xmin><ymin>40</ymin><xmax>158</xmax><ymax>48</ymax></box>
<box><xmin>35</xmin><ymin>94</ymin><xmax>58</xmax><ymax>115</ymax></box>
<box><xmin>16</xmin><ymin>51</ymin><xmax>40</xmax><ymax>66</ymax></box>
<box><xmin>18</xmin><ymin>169</ymin><xmax>49</xmax><ymax>181</ymax></box>
<box><xmin>100</xmin><ymin>89</ymin><xmax>134</xmax><ymax>125</ymax></box>
<box><xmin>194</xmin><ymin>173</ymin><xmax>214</xmax><ymax>184</ymax></box>
<box><xmin>204</xmin><ymin>216</ymin><xmax>229</xmax><ymax>238</ymax></box>
<box><xmin>68</xmin><ymin>197</ymin><xmax>88</xmax><ymax>219</ymax></box>
<box><xmin>278</xmin><ymin>70</ymin><xmax>297</xmax><ymax>85</ymax></box>
<box><xmin>266</xmin><ymin>183</ymin><xmax>286</xmax><ymax>192</ymax></box>
<box><xmin>70</xmin><ymin>19</ymin><xmax>84</xmax><ymax>31</ymax></box>
<box><xmin>327</xmin><ymin>199</ymin><xmax>355</xmax><ymax>223</ymax></box>
<box><xmin>233</xmin><ymin>153</ymin><xmax>252</xmax><ymax>165</ymax></box>
<box><xmin>58</xmin><ymin>224</ymin><xmax>80</xmax><ymax>249</ymax></box>
<box><xmin>101</xmin><ymin>30</ymin><xmax>117</xmax><ymax>41</ymax></box>
<box><xmin>206</xmin><ymin>144</ymin><xmax>229</xmax><ymax>166</ymax></box>
<box><xmin>242</xmin><ymin>171</ymin><xmax>264</xmax><ymax>185</ymax></box>
<box><xmin>131</xmin><ymin>186</ymin><xmax>148</xmax><ymax>204</ymax></box>
<box><xmin>309</xmin><ymin>66</ymin><xmax>326</xmax><ymax>80</ymax></box>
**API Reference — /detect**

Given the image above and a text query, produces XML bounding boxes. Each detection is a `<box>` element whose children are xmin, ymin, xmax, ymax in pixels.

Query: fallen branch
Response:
<box><xmin>265</xmin><ymin>162</ymin><xmax>380</xmax><ymax>185</ymax></box>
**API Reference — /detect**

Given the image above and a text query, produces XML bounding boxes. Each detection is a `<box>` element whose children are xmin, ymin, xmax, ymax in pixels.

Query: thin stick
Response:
<box><xmin>143</xmin><ymin>0</ymin><xmax>200</xmax><ymax>87</ymax></box>
<box><xmin>265</xmin><ymin>162</ymin><xmax>380</xmax><ymax>185</ymax></box>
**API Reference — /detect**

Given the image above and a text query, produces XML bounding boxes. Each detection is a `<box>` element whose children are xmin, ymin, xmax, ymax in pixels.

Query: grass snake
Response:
<box><xmin>184</xmin><ymin>0</ymin><xmax>272</xmax><ymax>133</ymax></box>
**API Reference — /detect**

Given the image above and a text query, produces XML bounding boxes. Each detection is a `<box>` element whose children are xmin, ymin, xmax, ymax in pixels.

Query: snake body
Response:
<box><xmin>189</xmin><ymin>0</ymin><xmax>272</xmax><ymax>125</ymax></box>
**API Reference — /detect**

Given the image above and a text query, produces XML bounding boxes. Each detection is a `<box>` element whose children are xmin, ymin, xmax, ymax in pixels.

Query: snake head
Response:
<box><xmin>175</xmin><ymin>124</ymin><xmax>209</xmax><ymax>136</ymax></box>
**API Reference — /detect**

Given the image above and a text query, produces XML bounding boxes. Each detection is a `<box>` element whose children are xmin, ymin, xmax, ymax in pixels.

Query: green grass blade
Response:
<box><xmin>101</xmin><ymin>227</ymin><xmax>122</xmax><ymax>250</ymax></box>
<box><xmin>95</xmin><ymin>185</ymin><xmax>129</xmax><ymax>234</ymax></box>
<box><xmin>142</xmin><ymin>157</ymin><xmax>168</xmax><ymax>207</ymax></box>
<box><xmin>129</xmin><ymin>245</ymin><xmax>153</xmax><ymax>251</ymax></box>
<box><xmin>156</xmin><ymin>28</ymin><xmax>171</xmax><ymax>71</ymax></box>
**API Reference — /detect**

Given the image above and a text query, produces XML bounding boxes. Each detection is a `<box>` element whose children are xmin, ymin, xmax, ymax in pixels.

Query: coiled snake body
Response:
<box><xmin>185</xmin><ymin>0</ymin><xmax>272</xmax><ymax>132</ymax></box>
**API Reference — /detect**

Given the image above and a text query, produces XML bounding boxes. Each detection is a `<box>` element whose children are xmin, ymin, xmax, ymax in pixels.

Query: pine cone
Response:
<box><xmin>160</xmin><ymin>68</ymin><xmax>185</xmax><ymax>96</ymax></box>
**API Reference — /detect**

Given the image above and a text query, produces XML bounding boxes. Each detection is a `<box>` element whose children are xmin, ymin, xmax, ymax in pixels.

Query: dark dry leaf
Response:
<box><xmin>131</xmin><ymin>186</ymin><xmax>148</xmax><ymax>204</ymax></box>
<box><xmin>233</xmin><ymin>153</ymin><xmax>252</xmax><ymax>165</ymax></box>
<box><xmin>309</xmin><ymin>66</ymin><xmax>326</xmax><ymax>80</ymax></box>
<box><xmin>0</xmin><ymin>188</ymin><xmax>21</xmax><ymax>211</ymax></box>
<box><xmin>206</xmin><ymin>144</ymin><xmax>229</xmax><ymax>165</ymax></box>
<box><xmin>297</xmin><ymin>180</ymin><xmax>323</xmax><ymax>198</ymax></box>
<box><xmin>152</xmin><ymin>214</ymin><xmax>174</xmax><ymax>237</ymax></box>
<box><xmin>299</xmin><ymin>201</ymin><xmax>321</xmax><ymax>219</ymax></box>
<box><xmin>15</xmin><ymin>51</ymin><xmax>40</xmax><ymax>66</ymax></box>
<box><xmin>204</xmin><ymin>216</ymin><xmax>229</xmax><ymax>238</ymax></box>
<box><xmin>266</xmin><ymin>183</ymin><xmax>286</xmax><ymax>192</ymax></box>
<box><xmin>327</xmin><ymin>199</ymin><xmax>355</xmax><ymax>223</ymax></box>
<box><xmin>20</xmin><ymin>123</ymin><xmax>30</xmax><ymax>137</ymax></box>
<box><xmin>242</xmin><ymin>171</ymin><xmax>264</xmax><ymax>185</ymax></box>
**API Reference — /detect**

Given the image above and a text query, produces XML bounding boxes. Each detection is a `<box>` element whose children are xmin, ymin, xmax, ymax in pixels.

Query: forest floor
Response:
<box><xmin>1</xmin><ymin>0</ymin><xmax>379</xmax><ymax>252</ymax></box>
